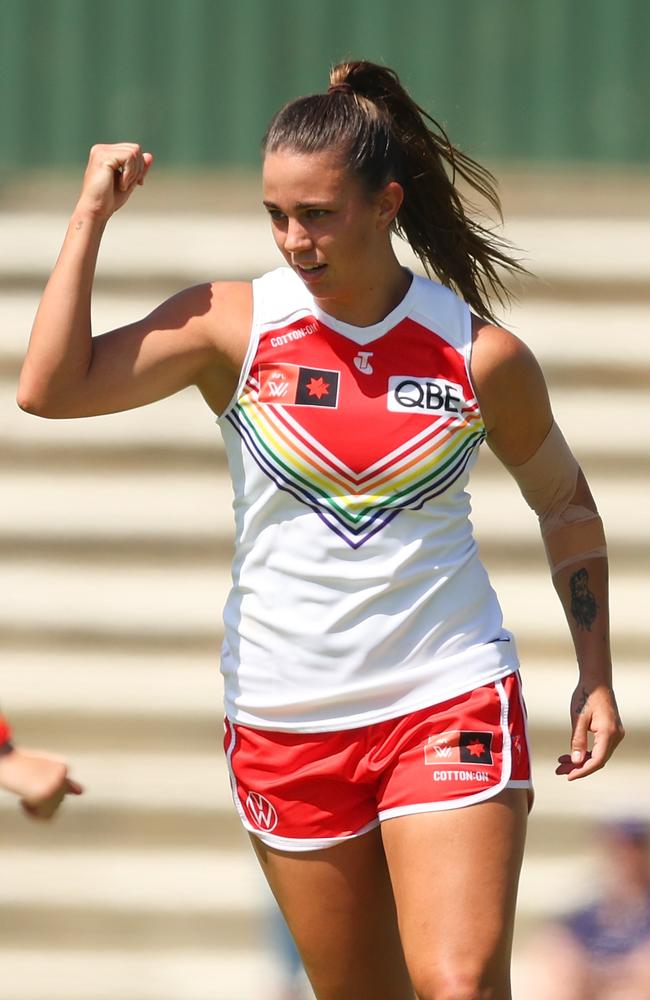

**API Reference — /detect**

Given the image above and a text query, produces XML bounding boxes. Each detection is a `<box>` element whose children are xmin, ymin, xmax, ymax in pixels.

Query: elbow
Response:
<box><xmin>16</xmin><ymin>382</ymin><xmax>43</xmax><ymax>416</ymax></box>
<box><xmin>17</xmin><ymin>379</ymin><xmax>86</xmax><ymax>419</ymax></box>
<box><xmin>16</xmin><ymin>390</ymin><xmax>41</xmax><ymax>416</ymax></box>
<box><xmin>16</xmin><ymin>377</ymin><xmax>60</xmax><ymax>418</ymax></box>
<box><xmin>17</xmin><ymin>356</ymin><xmax>91</xmax><ymax>417</ymax></box>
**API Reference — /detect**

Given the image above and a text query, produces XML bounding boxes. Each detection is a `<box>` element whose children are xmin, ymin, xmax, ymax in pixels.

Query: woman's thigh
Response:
<box><xmin>250</xmin><ymin>828</ymin><xmax>415</xmax><ymax>1000</ymax></box>
<box><xmin>381</xmin><ymin>788</ymin><xmax>529</xmax><ymax>1000</ymax></box>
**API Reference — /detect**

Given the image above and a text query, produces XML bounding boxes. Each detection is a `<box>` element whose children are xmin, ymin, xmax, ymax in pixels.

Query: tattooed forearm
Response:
<box><xmin>570</xmin><ymin>567</ymin><xmax>598</xmax><ymax>631</ymax></box>
<box><xmin>575</xmin><ymin>685</ymin><xmax>589</xmax><ymax>714</ymax></box>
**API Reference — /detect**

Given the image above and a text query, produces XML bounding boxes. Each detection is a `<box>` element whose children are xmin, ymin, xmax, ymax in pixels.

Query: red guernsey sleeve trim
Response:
<box><xmin>0</xmin><ymin>713</ymin><xmax>12</xmax><ymax>746</ymax></box>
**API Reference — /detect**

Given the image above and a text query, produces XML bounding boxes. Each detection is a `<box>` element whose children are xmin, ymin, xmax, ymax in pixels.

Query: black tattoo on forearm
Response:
<box><xmin>575</xmin><ymin>686</ymin><xmax>589</xmax><ymax>714</ymax></box>
<box><xmin>74</xmin><ymin>220</ymin><xmax>84</xmax><ymax>231</ymax></box>
<box><xmin>570</xmin><ymin>567</ymin><xmax>598</xmax><ymax>631</ymax></box>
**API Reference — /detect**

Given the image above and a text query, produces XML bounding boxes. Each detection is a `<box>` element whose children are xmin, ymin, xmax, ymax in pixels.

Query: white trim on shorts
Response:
<box><xmin>224</xmin><ymin>719</ymin><xmax>252</xmax><ymax>829</ymax></box>
<box><xmin>243</xmin><ymin>818</ymin><xmax>381</xmax><ymax>853</ymax></box>
<box><xmin>507</xmin><ymin>672</ymin><xmax>535</xmax><ymax>809</ymax></box>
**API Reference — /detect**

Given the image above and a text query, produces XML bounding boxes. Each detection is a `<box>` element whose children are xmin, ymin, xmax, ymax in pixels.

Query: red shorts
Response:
<box><xmin>224</xmin><ymin>672</ymin><xmax>532</xmax><ymax>851</ymax></box>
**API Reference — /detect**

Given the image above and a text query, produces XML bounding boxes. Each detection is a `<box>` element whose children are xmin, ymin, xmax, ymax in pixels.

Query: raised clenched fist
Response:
<box><xmin>77</xmin><ymin>142</ymin><xmax>154</xmax><ymax>220</ymax></box>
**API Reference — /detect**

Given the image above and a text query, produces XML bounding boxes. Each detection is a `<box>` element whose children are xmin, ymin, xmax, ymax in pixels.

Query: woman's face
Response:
<box><xmin>262</xmin><ymin>146</ymin><xmax>397</xmax><ymax>315</ymax></box>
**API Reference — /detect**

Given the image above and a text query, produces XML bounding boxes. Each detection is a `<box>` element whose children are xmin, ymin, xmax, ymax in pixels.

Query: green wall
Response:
<box><xmin>1</xmin><ymin>0</ymin><xmax>649</xmax><ymax>170</ymax></box>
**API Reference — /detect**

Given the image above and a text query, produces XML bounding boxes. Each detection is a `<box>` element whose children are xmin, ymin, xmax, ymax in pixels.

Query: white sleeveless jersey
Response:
<box><xmin>217</xmin><ymin>268</ymin><xmax>519</xmax><ymax>732</ymax></box>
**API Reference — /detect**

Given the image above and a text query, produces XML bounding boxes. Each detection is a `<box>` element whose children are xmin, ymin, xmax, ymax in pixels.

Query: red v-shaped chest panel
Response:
<box><xmin>226</xmin><ymin>315</ymin><xmax>485</xmax><ymax>548</ymax></box>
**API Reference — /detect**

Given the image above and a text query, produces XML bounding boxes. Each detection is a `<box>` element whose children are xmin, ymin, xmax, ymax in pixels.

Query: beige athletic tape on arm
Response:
<box><xmin>505</xmin><ymin>422</ymin><xmax>607</xmax><ymax>576</ymax></box>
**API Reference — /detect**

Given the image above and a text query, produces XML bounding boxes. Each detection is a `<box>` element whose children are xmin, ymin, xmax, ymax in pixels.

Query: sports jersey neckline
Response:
<box><xmin>309</xmin><ymin>269</ymin><xmax>418</xmax><ymax>346</ymax></box>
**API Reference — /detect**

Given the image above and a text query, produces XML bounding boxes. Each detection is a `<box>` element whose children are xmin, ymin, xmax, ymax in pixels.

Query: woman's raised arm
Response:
<box><xmin>17</xmin><ymin>143</ymin><xmax>251</xmax><ymax>418</ymax></box>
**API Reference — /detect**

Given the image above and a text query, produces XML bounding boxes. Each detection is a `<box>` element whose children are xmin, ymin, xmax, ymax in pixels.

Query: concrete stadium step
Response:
<box><xmin>0</xmin><ymin>464</ymin><xmax>641</xmax><ymax>541</ymax></box>
<box><xmin>0</xmin><ymin>826</ymin><xmax>638</xmax><ymax>936</ymax></box>
<box><xmin>0</xmin><ymin>650</ymin><xmax>221</xmax><ymax>718</ymax></box>
<box><xmin>2</xmin><ymin>212</ymin><xmax>650</xmax><ymax>287</ymax></box>
<box><xmin>0</xmin><ymin>776</ymin><xmax>640</xmax><ymax>861</ymax></box>
<box><xmin>0</xmin><ymin>752</ymin><xmax>233</xmax><ymax>812</ymax></box>
<box><xmin>3</xmin><ymin>381</ymin><xmax>648</xmax><ymax>469</ymax></box>
<box><xmin>7</xmin><ymin>708</ymin><xmax>650</xmax><ymax>768</ymax></box>
<box><xmin>1</xmin><ymin>469</ymin><xmax>235</xmax><ymax>547</ymax></box>
<box><xmin>0</xmin><ymin>560</ymin><xmax>226</xmax><ymax>642</ymax></box>
<box><xmin>1</xmin><ymin>468</ymin><xmax>645</xmax><ymax>566</ymax></box>
<box><xmin>0</xmin><ymin>847</ymin><xmax>268</xmax><ymax>914</ymax></box>
<box><xmin>0</xmin><ymin>949</ymin><xmax>286</xmax><ymax>1000</ymax></box>
<box><xmin>2</xmin><ymin>650</ymin><xmax>645</xmax><ymax>774</ymax></box>
<box><xmin>0</xmin><ymin>941</ymin><xmax>580</xmax><ymax>1000</ymax></box>
<box><xmin>0</xmin><ymin>940</ymin><xmax>597</xmax><ymax>1000</ymax></box>
<box><xmin>2</xmin><ymin>532</ymin><xmax>643</xmax><ymax>575</ymax></box>
<box><xmin>0</xmin><ymin>743</ymin><xmax>644</xmax><ymax>828</ymax></box>
<box><xmin>503</xmin><ymin>299</ymin><xmax>650</xmax><ymax>373</ymax></box>
<box><xmin>2</xmin><ymin>384</ymin><xmax>220</xmax><ymax>457</ymax></box>
<box><xmin>0</xmin><ymin>557</ymin><xmax>645</xmax><ymax>646</ymax></box>
<box><xmin>468</xmin><ymin>468</ymin><xmax>646</xmax><ymax>542</ymax></box>
<box><xmin>4</xmin><ymin>291</ymin><xmax>650</xmax><ymax>376</ymax></box>
<box><xmin>0</xmin><ymin>212</ymin><xmax>279</xmax><ymax>286</ymax></box>
<box><xmin>0</xmin><ymin>811</ymin><xmax>245</xmax><ymax>855</ymax></box>
<box><xmin>1</xmin><ymin>651</ymin><xmax>648</xmax><ymax>730</ymax></box>
<box><xmin>0</xmin><ymin>910</ymin><xmax>267</xmax><ymax>960</ymax></box>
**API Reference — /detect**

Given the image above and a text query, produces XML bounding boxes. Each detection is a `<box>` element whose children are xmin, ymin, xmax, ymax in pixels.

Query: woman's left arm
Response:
<box><xmin>470</xmin><ymin>317</ymin><xmax>625</xmax><ymax>780</ymax></box>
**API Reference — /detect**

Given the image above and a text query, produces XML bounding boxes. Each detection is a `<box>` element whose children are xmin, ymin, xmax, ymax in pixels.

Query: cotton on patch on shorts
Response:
<box><xmin>224</xmin><ymin>671</ymin><xmax>532</xmax><ymax>852</ymax></box>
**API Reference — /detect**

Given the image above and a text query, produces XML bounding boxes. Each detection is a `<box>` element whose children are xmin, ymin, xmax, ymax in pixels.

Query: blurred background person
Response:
<box><xmin>522</xmin><ymin>819</ymin><xmax>650</xmax><ymax>1000</ymax></box>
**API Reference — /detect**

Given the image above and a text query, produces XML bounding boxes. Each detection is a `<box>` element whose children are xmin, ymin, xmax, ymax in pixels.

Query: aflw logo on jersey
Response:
<box><xmin>258</xmin><ymin>363</ymin><xmax>340</xmax><ymax>408</ymax></box>
<box><xmin>387</xmin><ymin>376</ymin><xmax>464</xmax><ymax>415</ymax></box>
<box><xmin>424</xmin><ymin>731</ymin><xmax>494</xmax><ymax>766</ymax></box>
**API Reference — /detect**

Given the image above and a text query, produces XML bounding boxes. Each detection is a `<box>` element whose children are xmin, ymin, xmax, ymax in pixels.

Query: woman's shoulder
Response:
<box><xmin>470</xmin><ymin>314</ymin><xmax>541</xmax><ymax>392</ymax></box>
<box><xmin>470</xmin><ymin>313</ymin><xmax>552</xmax><ymax>451</ymax></box>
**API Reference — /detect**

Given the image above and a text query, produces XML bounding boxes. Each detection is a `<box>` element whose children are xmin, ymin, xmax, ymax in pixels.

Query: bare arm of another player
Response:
<box><xmin>17</xmin><ymin>143</ymin><xmax>251</xmax><ymax>419</ymax></box>
<box><xmin>471</xmin><ymin>317</ymin><xmax>624</xmax><ymax>779</ymax></box>
<box><xmin>0</xmin><ymin>749</ymin><xmax>83</xmax><ymax>820</ymax></box>
<box><xmin>0</xmin><ymin>716</ymin><xmax>82</xmax><ymax>820</ymax></box>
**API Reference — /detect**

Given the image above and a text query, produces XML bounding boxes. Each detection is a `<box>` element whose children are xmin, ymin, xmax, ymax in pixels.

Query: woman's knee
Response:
<box><xmin>411</xmin><ymin>964</ymin><xmax>509</xmax><ymax>1000</ymax></box>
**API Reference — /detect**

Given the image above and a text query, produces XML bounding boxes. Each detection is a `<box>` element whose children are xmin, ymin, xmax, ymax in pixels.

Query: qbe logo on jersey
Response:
<box><xmin>258</xmin><ymin>363</ymin><xmax>340</xmax><ymax>408</ymax></box>
<box><xmin>387</xmin><ymin>376</ymin><xmax>464</xmax><ymax>415</ymax></box>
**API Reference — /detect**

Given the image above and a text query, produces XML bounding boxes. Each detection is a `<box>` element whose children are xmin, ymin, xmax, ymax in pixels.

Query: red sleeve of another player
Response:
<box><xmin>0</xmin><ymin>713</ymin><xmax>13</xmax><ymax>746</ymax></box>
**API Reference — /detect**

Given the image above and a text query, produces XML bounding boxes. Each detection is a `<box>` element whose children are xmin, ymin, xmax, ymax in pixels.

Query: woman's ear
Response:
<box><xmin>376</xmin><ymin>181</ymin><xmax>404</xmax><ymax>230</ymax></box>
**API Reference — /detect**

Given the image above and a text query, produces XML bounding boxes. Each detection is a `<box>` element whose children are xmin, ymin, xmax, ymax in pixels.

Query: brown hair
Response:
<box><xmin>262</xmin><ymin>60</ymin><xmax>528</xmax><ymax>323</ymax></box>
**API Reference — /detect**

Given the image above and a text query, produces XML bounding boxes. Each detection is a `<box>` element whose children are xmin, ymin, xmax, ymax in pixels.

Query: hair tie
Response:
<box><xmin>327</xmin><ymin>82</ymin><xmax>355</xmax><ymax>96</ymax></box>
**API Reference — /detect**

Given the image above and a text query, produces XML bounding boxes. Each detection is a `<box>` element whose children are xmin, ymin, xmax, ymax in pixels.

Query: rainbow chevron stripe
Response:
<box><xmin>226</xmin><ymin>369</ymin><xmax>486</xmax><ymax>549</ymax></box>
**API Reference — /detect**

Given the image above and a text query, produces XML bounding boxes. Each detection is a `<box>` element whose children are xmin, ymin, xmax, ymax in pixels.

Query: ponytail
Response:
<box><xmin>263</xmin><ymin>60</ymin><xmax>528</xmax><ymax>323</ymax></box>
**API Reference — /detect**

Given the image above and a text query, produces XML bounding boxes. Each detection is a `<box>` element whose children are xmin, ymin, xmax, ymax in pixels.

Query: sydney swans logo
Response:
<box><xmin>245</xmin><ymin>791</ymin><xmax>279</xmax><ymax>831</ymax></box>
